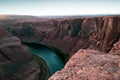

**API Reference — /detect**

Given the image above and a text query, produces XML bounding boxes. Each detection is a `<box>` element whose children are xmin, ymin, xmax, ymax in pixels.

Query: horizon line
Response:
<box><xmin>0</xmin><ymin>13</ymin><xmax>120</xmax><ymax>17</ymax></box>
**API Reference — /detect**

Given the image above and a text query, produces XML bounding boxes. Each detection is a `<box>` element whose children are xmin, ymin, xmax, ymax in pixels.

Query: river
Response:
<box><xmin>26</xmin><ymin>43</ymin><xmax>64</xmax><ymax>75</ymax></box>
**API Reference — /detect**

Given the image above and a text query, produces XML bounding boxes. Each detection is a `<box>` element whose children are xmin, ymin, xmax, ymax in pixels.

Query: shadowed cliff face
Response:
<box><xmin>0</xmin><ymin>27</ymin><xmax>50</xmax><ymax>80</ymax></box>
<box><xmin>3</xmin><ymin>16</ymin><xmax>120</xmax><ymax>55</ymax></box>
<box><xmin>109</xmin><ymin>39</ymin><xmax>120</xmax><ymax>54</ymax></box>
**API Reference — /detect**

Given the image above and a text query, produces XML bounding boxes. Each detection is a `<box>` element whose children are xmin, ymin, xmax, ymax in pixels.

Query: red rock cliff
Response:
<box><xmin>1</xmin><ymin>16</ymin><xmax>120</xmax><ymax>56</ymax></box>
<box><xmin>42</xmin><ymin>16</ymin><xmax>120</xmax><ymax>55</ymax></box>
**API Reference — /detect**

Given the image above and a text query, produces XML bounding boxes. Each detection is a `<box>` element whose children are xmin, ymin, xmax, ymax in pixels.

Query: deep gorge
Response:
<box><xmin>23</xmin><ymin>42</ymin><xmax>66</xmax><ymax>75</ymax></box>
<box><xmin>0</xmin><ymin>15</ymin><xmax>120</xmax><ymax>80</ymax></box>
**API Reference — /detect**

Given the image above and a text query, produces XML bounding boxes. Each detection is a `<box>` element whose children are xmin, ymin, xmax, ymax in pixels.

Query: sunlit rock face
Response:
<box><xmin>49</xmin><ymin>49</ymin><xmax>120</xmax><ymax>80</ymax></box>
<box><xmin>0</xmin><ymin>27</ymin><xmax>49</xmax><ymax>80</ymax></box>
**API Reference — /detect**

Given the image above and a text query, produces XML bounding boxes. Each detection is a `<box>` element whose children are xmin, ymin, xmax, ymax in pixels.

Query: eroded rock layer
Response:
<box><xmin>109</xmin><ymin>39</ymin><xmax>120</xmax><ymax>54</ymax></box>
<box><xmin>0</xmin><ymin>27</ymin><xmax>49</xmax><ymax>80</ymax></box>
<box><xmin>1</xmin><ymin>16</ymin><xmax>119</xmax><ymax>55</ymax></box>
<box><xmin>49</xmin><ymin>49</ymin><xmax>120</xmax><ymax>80</ymax></box>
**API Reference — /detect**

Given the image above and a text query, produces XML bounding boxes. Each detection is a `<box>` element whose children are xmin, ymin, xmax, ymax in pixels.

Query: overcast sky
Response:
<box><xmin>0</xmin><ymin>0</ymin><xmax>120</xmax><ymax>16</ymax></box>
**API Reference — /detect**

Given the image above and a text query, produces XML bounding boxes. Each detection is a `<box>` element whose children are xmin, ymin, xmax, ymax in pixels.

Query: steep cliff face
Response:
<box><xmin>0</xmin><ymin>27</ymin><xmax>49</xmax><ymax>80</ymax></box>
<box><xmin>49</xmin><ymin>49</ymin><xmax>120</xmax><ymax>80</ymax></box>
<box><xmin>70</xmin><ymin>16</ymin><xmax>120</xmax><ymax>54</ymax></box>
<box><xmin>6</xmin><ymin>16</ymin><xmax>120</xmax><ymax>55</ymax></box>
<box><xmin>109</xmin><ymin>39</ymin><xmax>120</xmax><ymax>54</ymax></box>
<box><xmin>44</xmin><ymin>16</ymin><xmax>120</xmax><ymax>55</ymax></box>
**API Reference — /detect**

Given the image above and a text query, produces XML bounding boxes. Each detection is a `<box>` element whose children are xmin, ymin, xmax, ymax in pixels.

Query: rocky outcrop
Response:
<box><xmin>4</xmin><ymin>16</ymin><xmax>120</xmax><ymax>55</ymax></box>
<box><xmin>0</xmin><ymin>27</ymin><xmax>49</xmax><ymax>80</ymax></box>
<box><xmin>109</xmin><ymin>39</ymin><xmax>120</xmax><ymax>54</ymax></box>
<box><xmin>49</xmin><ymin>49</ymin><xmax>120</xmax><ymax>80</ymax></box>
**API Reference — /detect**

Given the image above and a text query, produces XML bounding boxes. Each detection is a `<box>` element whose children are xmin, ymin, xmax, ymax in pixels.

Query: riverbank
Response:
<box><xmin>22</xmin><ymin>41</ymin><xmax>70</xmax><ymax>64</ymax></box>
<box><xmin>32</xmin><ymin>54</ymin><xmax>50</xmax><ymax>80</ymax></box>
<box><xmin>22</xmin><ymin>42</ymin><xmax>69</xmax><ymax>75</ymax></box>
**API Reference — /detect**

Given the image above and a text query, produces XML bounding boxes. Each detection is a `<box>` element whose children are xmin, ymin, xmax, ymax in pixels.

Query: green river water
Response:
<box><xmin>27</xmin><ymin>44</ymin><xmax>64</xmax><ymax>75</ymax></box>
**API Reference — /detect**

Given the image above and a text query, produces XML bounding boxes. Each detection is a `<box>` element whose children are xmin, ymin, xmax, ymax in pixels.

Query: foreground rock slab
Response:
<box><xmin>49</xmin><ymin>49</ymin><xmax>120</xmax><ymax>80</ymax></box>
<box><xmin>0</xmin><ymin>27</ymin><xmax>49</xmax><ymax>80</ymax></box>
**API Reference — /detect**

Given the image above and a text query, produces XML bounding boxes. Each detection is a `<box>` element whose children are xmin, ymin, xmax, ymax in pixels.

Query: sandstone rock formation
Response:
<box><xmin>109</xmin><ymin>39</ymin><xmax>120</xmax><ymax>54</ymax></box>
<box><xmin>1</xmin><ymin>16</ymin><xmax>119</xmax><ymax>55</ymax></box>
<box><xmin>42</xmin><ymin>16</ymin><xmax>120</xmax><ymax>55</ymax></box>
<box><xmin>49</xmin><ymin>49</ymin><xmax>120</xmax><ymax>80</ymax></box>
<box><xmin>0</xmin><ymin>15</ymin><xmax>120</xmax><ymax>80</ymax></box>
<box><xmin>0</xmin><ymin>26</ymin><xmax>49</xmax><ymax>80</ymax></box>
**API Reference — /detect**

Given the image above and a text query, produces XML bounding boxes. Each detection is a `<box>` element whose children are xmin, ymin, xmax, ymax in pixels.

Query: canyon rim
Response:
<box><xmin>0</xmin><ymin>15</ymin><xmax>120</xmax><ymax>80</ymax></box>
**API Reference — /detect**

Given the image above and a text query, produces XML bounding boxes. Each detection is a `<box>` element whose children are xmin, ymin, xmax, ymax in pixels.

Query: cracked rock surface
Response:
<box><xmin>49</xmin><ymin>49</ymin><xmax>120</xmax><ymax>80</ymax></box>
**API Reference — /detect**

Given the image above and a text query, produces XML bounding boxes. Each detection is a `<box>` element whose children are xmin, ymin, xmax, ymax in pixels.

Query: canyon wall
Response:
<box><xmin>0</xmin><ymin>26</ymin><xmax>50</xmax><ymax>80</ymax></box>
<box><xmin>41</xmin><ymin>16</ymin><xmax>120</xmax><ymax>55</ymax></box>
<box><xmin>2</xmin><ymin>16</ymin><xmax>120</xmax><ymax>55</ymax></box>
<box><xmin>0</xmin><ymin>15</ymin><xmax>120</xmax><ymax>80</ymax></box>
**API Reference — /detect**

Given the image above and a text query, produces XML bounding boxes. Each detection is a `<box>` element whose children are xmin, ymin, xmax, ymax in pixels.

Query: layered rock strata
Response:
<box><xmin>2</xmin><ymin>16</ymin><xmax>119</xmax><ymax>55</ymax></box>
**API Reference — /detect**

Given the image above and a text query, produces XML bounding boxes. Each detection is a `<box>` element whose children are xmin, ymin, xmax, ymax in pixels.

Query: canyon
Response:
<box><xmin>0</xmin><ymin>15</ymin><xmax>120</xmax><ymax>80</ymax></box>
<box><xmin>1</xmin><ymin>15</ymin><xmax>119</xmax><ymax>55</ymax></box>
<box><xmin>24</xmin><ymin>43</ymin><xmax>64</xmax><ymax>75</ymax></box>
